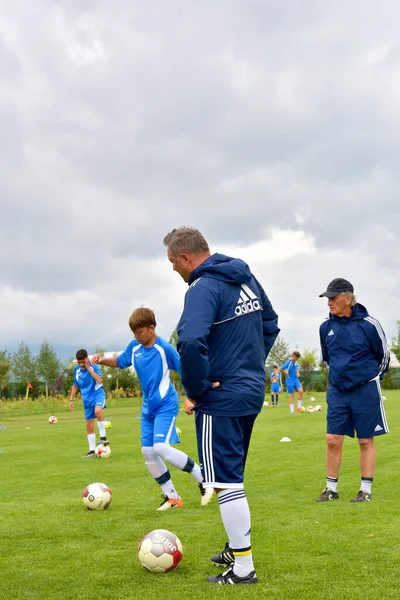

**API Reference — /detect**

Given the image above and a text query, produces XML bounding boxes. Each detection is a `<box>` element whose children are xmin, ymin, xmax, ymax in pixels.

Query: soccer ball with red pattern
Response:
<box><xmin>95</xmin><ymin>444</ymin><xmax>111</xmax><ymax>458</ymax></box>
<box><xmin>48</xmin><ymin>416</ymin><xmax>57</xmax><ymax>424</ymax></box>
<box><xmin>138</xmin><ymin>529</ymin><xmax>183</xmax><ymax>573</ymax></box>
<box><xmin>82</xmin><ymin>482</ymin><xmax>112</xmax><ymax>510</ymax></box>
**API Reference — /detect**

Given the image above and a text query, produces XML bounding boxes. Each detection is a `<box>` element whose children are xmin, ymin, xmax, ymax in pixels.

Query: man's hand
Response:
<box><xmin>184</xmin><ymin>398</ymin><xmax>196</xmax><ymax>414</ymax></box>
<box><xmin>84</xmin><ymin>357</ymin><xmax>92</xmax><ymax>369</ymax></box>
<box><xmin>91</xmin><ymin>354</ymin><xmax>100</xmax><ymax>364</ymax></box>
<box><xmin>68</xmin><ymin>400</ymin><xmax>74</xmax><ymax>411</ymax></box>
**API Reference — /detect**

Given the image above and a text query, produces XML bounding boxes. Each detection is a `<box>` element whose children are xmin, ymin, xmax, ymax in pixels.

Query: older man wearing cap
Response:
<box><xmin>316</xmin><ymin>278</ymin><xmax>390</xmax><ymax>503</ymax></box>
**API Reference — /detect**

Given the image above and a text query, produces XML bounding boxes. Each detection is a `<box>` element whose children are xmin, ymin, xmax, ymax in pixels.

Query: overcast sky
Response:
<box><xmin>1</xmin><ymin>1</ymin><xmax>399</xmax><ymax>361</ymax></box>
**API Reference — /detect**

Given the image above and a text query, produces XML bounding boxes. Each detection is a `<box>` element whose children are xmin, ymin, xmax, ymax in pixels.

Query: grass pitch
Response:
<box><xmin>1</xmin><ymin>392</ymin><xmax>399</xmax><ymax>600</ymax></box>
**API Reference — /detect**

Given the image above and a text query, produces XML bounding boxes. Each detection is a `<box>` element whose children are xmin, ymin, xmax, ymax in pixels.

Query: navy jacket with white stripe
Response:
<box><xmin>319</xmin><ymin>303</ymin><xmax>390</xmax><ymax>391</ymax></box>
<box><xmin>177</xmin><ymin>253</ymin><xmax>280</xmax><ymax>416</ymax></box>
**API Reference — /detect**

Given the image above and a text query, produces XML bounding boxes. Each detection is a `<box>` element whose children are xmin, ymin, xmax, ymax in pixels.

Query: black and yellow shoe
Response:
<box><xmin>211</xmin><ymin>542</ymin><xmax>234</xmax><ymax>567</ymax></box>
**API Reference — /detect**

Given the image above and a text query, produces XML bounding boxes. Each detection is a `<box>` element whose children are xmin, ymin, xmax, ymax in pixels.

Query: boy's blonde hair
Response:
<box><xmin>129</xmin><ymin>307</ymin><xmax>157</xmax><ymax>332</ymax></box>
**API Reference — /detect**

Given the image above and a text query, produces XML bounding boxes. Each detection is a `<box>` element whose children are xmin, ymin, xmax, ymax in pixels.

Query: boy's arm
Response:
<box><xmin>164</xmin><ymin>344</ymin><xmax>181</xmax><ymax>377</ymax></box>
<box><xmin>85</xmin><ymin>358</ymin><xmax>102</xmax><ymax>384</ymax></box>
<box><xmin>69</xmin><ymin>384</ymin><xmax>79</xmax><ymax>411</ymax></box>
<box><xmin>97</xmin><ymin>357</ymin><xmax>119</xmax><ymax>368</ymax></box>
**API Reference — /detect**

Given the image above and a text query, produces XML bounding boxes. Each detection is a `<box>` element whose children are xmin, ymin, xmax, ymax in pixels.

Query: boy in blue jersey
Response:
<box><xmin>270</xmin><ymin>365</ymin><xmax>281</xmax><ymax>406</ymax></box>
<box><xmin>280</xmin><ymin>351</ymin><xmax>303</xmax><ymax>414</ymax></box>
<box><xmin>92</xmin><ymin>307</ymin><xmax>213</xmax><ymax>510</ymax></box>
<box><xmin>69</xmin><ymin>349</ymin><xmax>108</xmax><ymax>457</ymax></box>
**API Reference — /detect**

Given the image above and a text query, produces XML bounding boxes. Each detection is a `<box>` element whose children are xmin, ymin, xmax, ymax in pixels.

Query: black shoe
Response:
<box><xmin>315</xmin><ymin>487</ymin><xmax>339</xmax><ymax>502</ymax></box>
<box><xmin>207</xmin><ymin>567</ymin><xmax>258</xmax><ymax>585</ymax></box>
<box><xmin>100</xmin><ymin>437</ymin><xmax>109</xmax><ymax>446</ymax></box>
<box><xmin>211</xmin><ymin>542</ymin><xmax>235</xmax><ymax>566</ymax></box>
<box><xmin>83</xmin><ymin>451</ymin><xmax>96</xmax><ymax>458</ymax></box>
<box><xmin>350</xmin><ymin>490</ymin><xmax>371</xmax><ymax>503</ymax></box>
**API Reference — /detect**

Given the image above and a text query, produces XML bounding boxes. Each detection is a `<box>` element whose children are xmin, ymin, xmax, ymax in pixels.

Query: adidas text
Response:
<box><xmin>235</xmin><ymin>299</ymin><xmax>260</xmax><ymax>316</ymax></box>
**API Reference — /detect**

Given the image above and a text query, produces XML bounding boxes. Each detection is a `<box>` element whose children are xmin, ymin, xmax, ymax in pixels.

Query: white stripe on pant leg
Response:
<box><xmin>208</xmin><ymin>415</ymin><xmax>215</xmax><ymax>482</ymax></box>
<box><xmin>165</xmin><ymin>416</ymin><xmax>176</xmax><ymax>444</ymax></box>
<box><xmin>375</xmin><ymin>379</ymin><xmax>389</xmax><ymax>433</ymax></box>
<box><xmin>201</xmin><ymin>414</ymin><xmax>208</xmax><ymax>482</ymax></box>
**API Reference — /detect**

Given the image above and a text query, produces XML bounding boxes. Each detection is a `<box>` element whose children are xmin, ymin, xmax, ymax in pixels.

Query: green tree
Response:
<box><xmin>11</xmin><ymin>342</ymin><xmax>39</xmax><ymax>396</ymax></box>
<box><xmin>266</xmin><ymin>336</ymin><xmax>290</xmax><ymax>372</ymax></box>
<box><xmin>169</xmin><ymin>329</ymin><xmax>183</xmax><ymax>395</ymax></box>
<box><xmin>37</xmin><ymin>340</ymin><xmax>62</xmax><ymax>399</ymax></box>
<box><xmin>391</xmin><ymin>320</ymin><xmax>400</xmax><ymax>362</ymax></box>
<box><xmin>0</xmin><ymin>350</ymin><xmax>11</xmax><ymax>396</ymax></box>
<box><xmin>298</xmin><ymin>349</ymin><xmax>318</xmax><ymax>391</ymax></box>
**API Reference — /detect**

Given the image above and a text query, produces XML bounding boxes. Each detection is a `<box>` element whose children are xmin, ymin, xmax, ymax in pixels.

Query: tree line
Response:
<box><xmin>2</xmin><ymin>321</ymin><xmax>400</xmax><ymax>398</ymax></box>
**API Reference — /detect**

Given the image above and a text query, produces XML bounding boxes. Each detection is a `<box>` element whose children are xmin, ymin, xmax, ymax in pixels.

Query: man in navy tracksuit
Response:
<box><xmin>316</xmin><ymin>278</ymin><xmax>390</xmax><ymax>503</ymax></box>
<box><xmin>164</xmin><ymin>227</ymin><xmax>279</xmax><ymax>585</ymax></box>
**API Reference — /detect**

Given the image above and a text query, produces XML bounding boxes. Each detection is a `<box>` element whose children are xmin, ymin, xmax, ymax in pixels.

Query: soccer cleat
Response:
<box><xmin>100</xmin><ymin>437</ymin><xmax>109</xmax><ymax>446</ymax></box>
<box><xmin>211</xmin><ymin>542</ymin><xmax>235</xmax><ymax>566</ymax></box>
<box><xmin>83</xmin><ymin>451</ymin><xmax>96</xmax><ymax>458</ymax></box>
<box><xmin>315</xmin><ymin>488</ymin><xmax>339</xmax><ymax>502</ymax></box>
<box><xmin>199</xmin><ymin>483</ymin><xmax>214</xmax><ymax>506</ymax></box>
<box><xmin>156</xmin><ymin>495</ymin><xmax>183</xmax><ymax>511</ymax></box>
<box><xmin>207</xmin><ymin>567</ymin><xmax>258</xmax><ymax>585</ymax></box>
<box><xmin>350</xmin><ymin>490</ymin><xmax>371</xmax><ymax>503</ymax></box>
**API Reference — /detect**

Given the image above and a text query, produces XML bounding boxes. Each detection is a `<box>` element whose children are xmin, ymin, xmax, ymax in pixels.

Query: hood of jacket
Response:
<box><xmin>188</xmin><ymin>253</ymin><xmax>252</xmax><ymax>286</ymax></box>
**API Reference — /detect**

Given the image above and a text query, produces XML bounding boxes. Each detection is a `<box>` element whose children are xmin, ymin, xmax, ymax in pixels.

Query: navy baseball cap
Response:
<box><xmin>319</xmin><ymin>278</ymin><xmax>354</xmax><ymax>298</ymax></box>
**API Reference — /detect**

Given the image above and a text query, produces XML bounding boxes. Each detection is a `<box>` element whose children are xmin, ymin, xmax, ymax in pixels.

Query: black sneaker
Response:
<box><xmin>83</xmin><ymin>451</ymin><xmax>96</xmax><ymax>458</ymax></box>
<box><xmin>350</xmin><ymin>490</ymin><xmax>371</xmax><ymax>503</ymax></box>
<box><xmin>100</xmin><ymin>437</ymin><xmax>109</xmax><ymax>446</ymax></box>
<box><xmin>211</xmin><ymin>542</ymin><xmax>235</xmax><ymax>566</ymax></box>
<box><xmin>315</xmin><ymin>487</ymin><xmax>339</xmax><ymax>502</ymax></box>
<box><xmin>207</xmin><ymin>567</ymin><xmax>258</xmax><ymax>585</ymax></box>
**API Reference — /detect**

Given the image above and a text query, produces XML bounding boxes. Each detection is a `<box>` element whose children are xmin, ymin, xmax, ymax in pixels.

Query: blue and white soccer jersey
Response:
<box><xmin>327</xmin><ymin>377</ymin><xmax>389</xmax><ymax>439</ymax></box>
<box><xmin>117</xmin><ymin>337</ymin><xmax>180</xmax><ymax>446</ymax></box>
<box><xmin>270</xmin><ymin>372</ymin><xmax>281</xmax><ymax>393</ymax></box>
<box><xmin>73</xmin><ymin>363</ymin><xmax>106</xmax><ymax>421</ymax></box>
<box><xmin>281</xmin><ymin>360</ymin><xmax>302</xmax><ymax>393</ymax></box>
<box><xmin>195</xmin><ymin>413</ymin><xmax>257</xmax><ymax>489</ymax></box>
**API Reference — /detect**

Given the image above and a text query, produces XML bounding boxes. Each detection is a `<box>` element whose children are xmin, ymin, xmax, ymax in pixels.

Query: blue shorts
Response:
<box><xmin>286</xmin><ymin>378</ymin><xmax>302</xmax><ymax>394</ymax></box>
<box><xmin>84</xmin><ymin>396</ymin><xmax>106</xmax><ymax>421</ymax></box>
<box><xmin>195</xmin><ymin>412</ymin><xmax>258</xmax><ymax>489</ymax></box>
<box><xmin>271</xmin><ymin>383</ymin><xmax>281</xmax><ymax>393</ymax></box>
<box><xmin>327</xmin><ymin>378</ymin><xmax>389</xmax><ymax>439</ymax></box>
<box><xmin>141</xmin><ymin>411</ymin><xmax>180</xmax><ymax>447</ymax></box>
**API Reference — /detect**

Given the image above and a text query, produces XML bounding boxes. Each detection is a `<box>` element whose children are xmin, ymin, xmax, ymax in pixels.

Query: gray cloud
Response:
<box><xmin>0</xmin><ymin>0</ymin><xmax>399</xmax><ymax>354</ymax></box>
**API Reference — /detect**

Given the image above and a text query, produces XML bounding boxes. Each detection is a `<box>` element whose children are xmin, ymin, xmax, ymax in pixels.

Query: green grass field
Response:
<box><xmin>1</xmin><ymin>392</ymin><xmax>399</xmax><ymax>600</ymax></box>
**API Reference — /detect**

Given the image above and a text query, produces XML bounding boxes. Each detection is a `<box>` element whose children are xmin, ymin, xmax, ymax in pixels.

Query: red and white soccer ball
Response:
<box><xmin>48</xmin><ymin>416</ymin><xmax>57</xmax><ymax>424</ymax></box>
<box><xmin>95</xmin><ymin>444</ymin><xmax>111</xmax><ymax>458</ymax></box>
<box><xmin>138</xmin><ymin>529</ymin><xmax>183</xmax><ymax>573</ymax></box>
<box><xmin>315</xmin><ymin>405</ymin><xmax>323</xmax><ymax>412</ymax></box>
<box><xmin>307</xmin><ymin>405</ymin><xmax>315</xmax><ymax>414</ymax></box>
<box><xmin>82</xmin><ymin>482</ymin><xmax>112</xmax><ymax>510</ymax></box>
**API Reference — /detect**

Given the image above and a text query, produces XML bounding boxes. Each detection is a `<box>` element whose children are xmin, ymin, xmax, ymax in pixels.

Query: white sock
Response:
<box><xmin>326</xmin><ymin>476</ymin><xmax>338</xmax><ymax>493</ymax></box>
<box><xmin>218</xmin><ymin>489</ymin><xmax>254</xmax><ymax>577</ymax></box>
<box><xmin>97</xmin><ymin>420</ymin><xmax>106</xmax><ymax>438</ymax></box>
<box><xmin>361</xmin><ymin>477</ymin><xmax>373</xmax><ymax>494</ymax></box>
<box><xmin>290</xmin><ymin>404</ymin><xmax>295</xmax><ymax>414</ymax></box>
<box><xmin>153</xmin><ymin>443</ymin><xmax>203</xmax><ymax>482</ymax></box>
<box><xmin>87</xmin><ymin>433</ymin><xmax>96</xmax><ymax>451</ymax></box>
<box><xmin>297</xmin><ymin>400</ymin><xmax>303</xmax><ymax>408</ymax></box>
<box><xmin>142</xmin><ymin>446</ymin><xmax>179</xmax><ymax>500</ymax></box>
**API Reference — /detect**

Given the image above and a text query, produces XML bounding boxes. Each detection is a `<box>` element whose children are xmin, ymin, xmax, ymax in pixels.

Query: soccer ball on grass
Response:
<box><xmin>138</xmin><ymin>529</ymin><xmax>183</xmax><ymax>573</ymax></box>
<box><xmin>48</xmin><ymin>416</ymin><xmax>57</xmax><ymax>424</ymax></box>
<box><xmin>315</xmin><ymin>405</ymin><xmax>322</xmax><ymax>412</ymax></box>
<box><xmin>105</xmin><ymin>420</ymin><xmax>112</xmax><ymax>429</ymax></box>
<box><xmin>95</xmin><ymin>444</ymin><xmax>111</xmax><ymax>458</ymax></box>
<box><xmin>82</xmin><ymin>482</ymin><xmax>112</xmax><ymax>510</ymax></box>
<box><xmin>307</xmin><ymin>405</ymin><xmax>315</xmax><ymax>414</ymax></box>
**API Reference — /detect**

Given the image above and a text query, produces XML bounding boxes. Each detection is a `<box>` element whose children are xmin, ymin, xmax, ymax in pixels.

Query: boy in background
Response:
<box><xmin>69</xmin><ymin>349</ymin><xmax>108</xmax><ymax>457</ymax></box>
<box><xmin>280</xmin><ymin>351</ymin><xmax>303</xmax><ymax>414</ymax></box>
<box><xmin>270</xmin><ymin>365</ymin><xmax>281</xmax><ymax>406</ymax></box>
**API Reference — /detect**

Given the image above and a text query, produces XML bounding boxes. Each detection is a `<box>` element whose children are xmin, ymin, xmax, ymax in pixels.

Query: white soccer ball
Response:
<box><xmin>95</xmin><ymin>444</ymin><xmax>111</xmax><ymax>458</ymax></box>
<box><xmin>263</xmin><ymin>401</ymin><xmax>269</xmax><ymax>407</ymax></box>
<box><xmin>310</xmin><ymin>397</ymin><xmax>316</xmax><ymax>402</ymax></box>
<box><xmin>138</xmin><ymin>529</ymin><xmax>183</xmax><ymax>573</ymax></box>
<box><xmin>82</xmin><ymin>482</ymin><xmax>112</xmax><ymax>510</ymax></box>
<box><xmin>315</xmin><ymin>405</ymin><xmax>322</xmax><ymax>412</ymax></box>
<box><xmin>382</xmin><ymin>396</ymin><xmax>386</xmax><ymax>401</ymax></box>
<box><xmin>48</xmin><ymin>416</ymin><xmax>57</xmax><ymax>424</ymax></box>
<box><xmin>307</xmin><ymin>405</ymin><xmax>315</xmax><ymax>414</ymax></box>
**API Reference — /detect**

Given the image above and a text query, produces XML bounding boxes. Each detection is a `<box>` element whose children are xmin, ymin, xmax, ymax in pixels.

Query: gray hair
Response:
<box><xmin>341</xmin><ymin>292</ymin><xmax>357</xmax><ymax>307</ymax></box>
<box><xmin>163</xmin><ymin>227</ymin><xmax>210</xmax><ymax>256</ymax></box>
